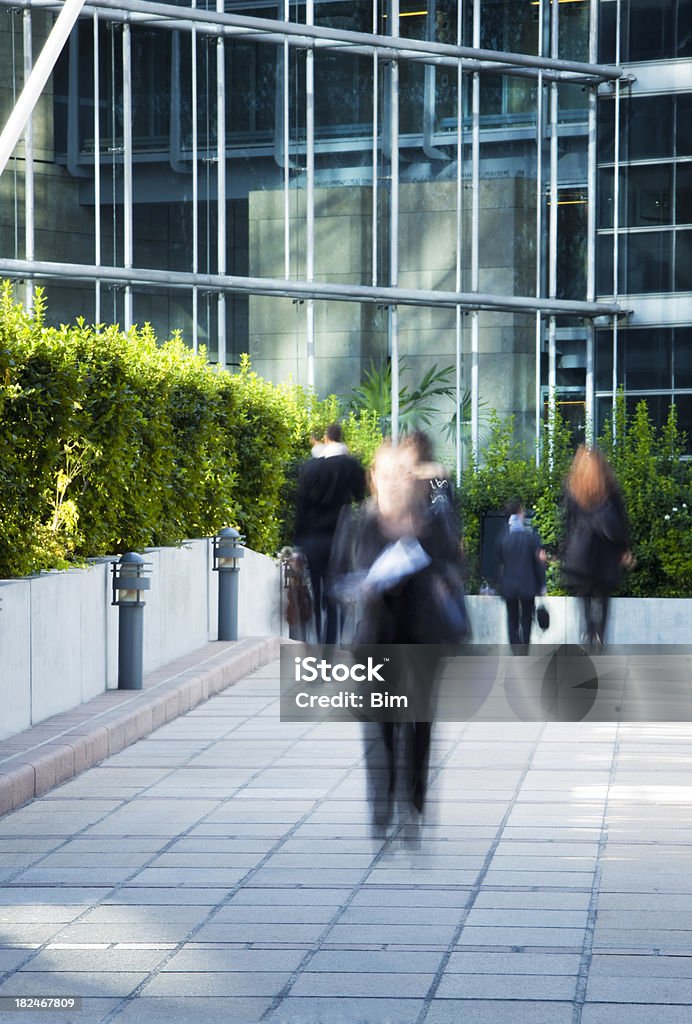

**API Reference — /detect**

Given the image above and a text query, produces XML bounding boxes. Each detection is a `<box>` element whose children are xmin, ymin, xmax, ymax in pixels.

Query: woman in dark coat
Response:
<box><xmin>351</xmin><ymin>438</ymin><xmax>463</xmax><ymax>820</ymax></box>
<box><xmin>562</xmin><ymin>446</ymin><xmax>632</xmax><ymax>646</ymax></box>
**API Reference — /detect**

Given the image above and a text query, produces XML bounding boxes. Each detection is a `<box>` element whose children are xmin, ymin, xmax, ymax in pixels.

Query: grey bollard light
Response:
<box><xmin>111</xmin><ymin>552</ymin><xmax>152</xmax><ymax>690</ymax></box>
<box><xmin>213</xmin><ymin>527</ymin><xmax>244</xmax><ymax>641</ymax></box>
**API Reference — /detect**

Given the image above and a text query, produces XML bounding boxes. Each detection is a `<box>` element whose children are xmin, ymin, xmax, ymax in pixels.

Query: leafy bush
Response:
<box><xmin>0</xmin><ymin>285</ymin><xmax>376</xmax><ymax>578</ymax></box>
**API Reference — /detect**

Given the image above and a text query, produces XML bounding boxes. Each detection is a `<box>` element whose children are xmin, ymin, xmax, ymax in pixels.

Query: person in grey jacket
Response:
<box><xmin>496</xmin><ymin>498</ymin><xmax>546</xmax><ymax>652</ymax></box>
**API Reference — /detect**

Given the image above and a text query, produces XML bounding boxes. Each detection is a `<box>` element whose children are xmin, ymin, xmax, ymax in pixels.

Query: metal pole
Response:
<box><xmin>389</xmin><ymin>0</ymin><xmax>400</xmax><ymax>444</ymax></box>
<box><xmin>305</xmin><ymin>0</ymin><xmax>315</xmax><ymax>389</ymax></box>
<box><xmin>371</xmin><ymin>3</ymin><xmax>378</xmax><ymax>288</ymax></box>
<box><xmin>454</xmin><ymin>5</ymin><xmax>463</xmax><ymax>485</ymax></box>
<box><xmin>535</xmin><ymin>0</ymin><xmax>544</xmax><ymax>464</ymax></box>
<box><xmin>93</xmin><ymin>11</ymin><xmax>101</xmax><ymax>324</ymax></box>
<box><xmin>23</xmin><ymin>8</ymin><xmax>34</xmax><ymax>311</ymax></box>
<box><xmin>0</xmin><ymin>0</ymin><xmax>86</xmax><ymax>177</ymax></box>
<box><xmin>218</xmin><ymin>568</ymin><xmax>240</xmax><ymax>641</ymax></box>
<box><xmin>0</xmin><ymin>0</ymin><xmax>624</xmax><ymax>85</ymax></box>
<box><xmin>122</xmin><ymin>21</ymin><xmax>133</xmax><ymax>329</ymax></box>
<box><xmin>118</xmin><ymin>605</ymin><xmax>144</xmax><ymax>688</ymax></box>
<box><xmin>585</xmin><ymin>0</ymin><xmax>598</xmax><ymax>442</ymax></box>
<box><xmin>283</xmin><ymin>0</ymin><xmax>290</xmax><ymax>280</ymax></box>
<box><xmin>191</xmin><ymin>0</ymin><xmax>199</xmax><ymax>352</ymax></box>
<box><xmin>0</xmin><ymin>255</ymin><xmax>623</xmax><ymax>316</ymax></box>
<box><xmin>547</xmin><ymin>0</ymin><xmax>558</xmax><ymax>449</ymax></box>
<box><xmin>612</xmin><ymin>0</ymin><xmax>622</xmax><ymax>429</ymax></box>
<box><xmin>216</xmin><ymin>0</ymin><xmax>226</xmax><ymax>368</ymax></box>
<box><xmin>470</xmin><ymin>0</ymin><xmax>480</xmax><ymax>462</ymax></box>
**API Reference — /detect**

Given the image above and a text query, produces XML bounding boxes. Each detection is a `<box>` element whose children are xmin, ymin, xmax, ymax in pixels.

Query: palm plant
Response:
<box><xmin>347</xmin><ymin>358</ymin><xmax>489</xmax><ymax>464</ymax></box>
<box><xmin>347</xmin><ymin>359</ymin><xmax>457</xmax><ymax>433</ymax></box>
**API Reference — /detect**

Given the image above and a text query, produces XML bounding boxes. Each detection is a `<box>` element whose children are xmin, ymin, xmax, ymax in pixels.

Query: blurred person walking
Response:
<box><xmin>350</xmin><ymin>436</ymin><xmax>465</xmax><ymax>825</ymax></box>
<box><xmin>496</xmin><ymin>498</ymin><xmax>546</xmax><ymax>652</ymax></box>
<box><xmin>562</xmin><ymin>446</ymin><xmax>632</xmax><ymax>647</ymax></box>
<box><xmin>294</xmin><ymin>423</ymin><xmax>365</xmax><ymax>644</ymax></box>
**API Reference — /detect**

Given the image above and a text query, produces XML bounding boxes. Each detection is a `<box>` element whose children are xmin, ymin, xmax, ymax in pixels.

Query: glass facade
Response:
<box><xmin>595</xmin><ymin>0</ymin><xmax>692</xmax><ymax>450</ymax></box>
<box><xmin>1</xmin><ymin>0</ymin><xmax>688</xmax><ymax>465</ymax></box>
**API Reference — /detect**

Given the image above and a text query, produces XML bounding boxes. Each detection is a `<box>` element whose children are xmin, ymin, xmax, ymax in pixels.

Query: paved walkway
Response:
<box><xmin>1</xmin><ymin>649</ymin><xmax>692</xmax><ymax>1023</ymax></box>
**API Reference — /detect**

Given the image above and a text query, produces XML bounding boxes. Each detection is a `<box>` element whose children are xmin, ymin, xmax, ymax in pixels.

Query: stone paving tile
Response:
<box><xmin>593</xmin><ymin>923</ymin><xmax>692</xmax><ymax>946</ymax></box>
<box><xmin>473</xmin><ymin>890</ymin><xmax>591</xmax><ymax>910</ymax></box>
<box><xmin>0</xmin><ymin>948</ymin><xmax>33</xmax><ymax>971</ymax></box>
<box><xmin>456</xmin><ymin>926</ymin><xmax>586</xmax><ymax>948</ymax></box>
<box><xmin>337</xmin><ymin>906</ymin><xmax>462</xmax><ymax>927</ymax></box>
<box><xmin>586</xmin><ymin>977</ymin><xmax>692</xmax><ymax>1003</ymax></box>
<box><xmin>228</xmin><ymin>887</ymin><xmax>353</xmax><ymax>906</ymax></box>
<box><xmin>480</xmin><ymin>870</ymin><xmax>595</xmax><ymax>888</ymax></box>
<box><xmin>581</xmin><ymin>1007</ymin><xmax>692</xmax><ymax>1024</ymax></box>
<box><xmin>143</xmin><ymin>970</ymin><xmax>292</xmax><ymax>996</ymax></box>
<box><xmin>194</xmin><ymin>923</ymin><xmax>329</xmax><ymax>944</ymax></box>
<box><xmin>0</xmin><ymin>972</ymin><xmax>147</xmax><ymax>996</ymax></box>
<box><xmin>445</xmin><ymin>951</ymin><xmax>581</xmax><ymax>974</ymax></box>
<box><xmin>435</xmin><ymin>973</ymin><xmax>577</xmax><ymax>999</ymax></box>
<box><xmin>18</xmin><ymin>948</ymin><xmax>170</xmax><ymax>972</ymax></box>
<box><xmin>41</xmin><ymin>924</ymin><xmax>202</xmax><ymax>945</ymax></box>
<box><xmin>325</xmin><ymin>923</ymin><xmax>459</xmax><ymax>946</ymax></box>
<box><xmin>589</xmin><ymin>954</ymin><xmax>692</xmax><ymax>977</ymax></box>
<box><xmin>212</xmin><ymin>903</ymin><xmax>342</xmax><ymax>924</ymax></box>
<box><xmin>347</xmin><ymin>888</ymin><xmax>472</xmax><ymax>909</ymax></box>
<box><xmin>595</xmin><ymin>910</ymin><xmax>692</xmax><ymax>931</ymax></box>
<box><xmin>464</xmin><ymin>908</ymin><xmax>588</xmax><ymax>928</ymax></box>
<box><xmin>424</xmin><ymin>999</ymin><xmax>575</xmax><ymax>1024</ymax></box>
<box><xmin>0</xmin><ymin>906</ymin><xmax>86</xmax><ymax>924</ymax></box>
<box><xmin>0</xmin><ymin>888</ymin><xmax>109</xmax><ymax>905</ymax></box>
<box><xmin>266</xmin><ymin>996</ymin><xmax>424</xmax><ymax>1023</ymax></box>
<box><xmin>110</xmin><ymin>996</ymin><xmax>274</xmax><ymax>1024</ymax></box>
<box><xmin>10</xmin><ymin>869</ymin><xmax>142</xmax><ymax>888</ymax></box>
<box><xmin>0</xmin><ymin>924</ymin><xmax>69</xmax><ymax>945</ymax></box>
<box><xmin>107</xmin><ymin>888</ymin><xmax>229</xmax><ymax>906</ymax></box>
<box><xmin>127</xmin><ymin>868</ymin><xmax>250</xmax><ymax>888</ymax></box>
<box><xmin>77</xmin><ymin>906</ymin><xmax>211</xmax><ymax>926</ymax></box>
<box><xmin>305</xmin><ymin>950</ymin><xmax>444</xmax><ymax>974</ymax></box>
<box><xmin>160</xmin><ymin>948</ymin><xmax>308</xmax><ymax>973</ymax></box>
<box><xmin>289</xmin><ymin>971</ymin><xmax>434</xmax><ymax>997</ymax></box>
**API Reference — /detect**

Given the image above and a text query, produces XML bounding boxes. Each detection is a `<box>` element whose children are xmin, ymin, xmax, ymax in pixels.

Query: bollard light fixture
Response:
<box><xmin>213</xmin><ymin>528</ymin><xmax>244</xmax><ymax>641</ymax></box>
<box><xmin>213</xmin><ymin>527</ymin><xmax>245</xmax><ymax>572</ymax></box>
<box><xmin>111</xmin><ymin>552</ymin><xmax>152</xmax><ymax>690</ymax></box>
<box><xmin>111</xmin><ymin>551</ymin><xmax>152</xmax><ymax>606</ymax></box>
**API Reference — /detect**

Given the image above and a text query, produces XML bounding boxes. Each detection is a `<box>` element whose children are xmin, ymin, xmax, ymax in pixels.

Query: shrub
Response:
<box><xmin>0</xmin><ymin>285</ymin><xmax>378</xmax><ymax>578</ymax></box>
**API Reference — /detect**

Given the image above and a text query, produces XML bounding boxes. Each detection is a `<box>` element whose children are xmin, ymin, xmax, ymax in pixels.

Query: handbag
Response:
<box><xmin>430</xmin><ymin>566</ymin><xmax>471</xmax><ymax>643</ymax></box>
<box><xmin>535</xmin><ymin>603</ymin><xmax>550</xmax><ymax>631</ymax></box>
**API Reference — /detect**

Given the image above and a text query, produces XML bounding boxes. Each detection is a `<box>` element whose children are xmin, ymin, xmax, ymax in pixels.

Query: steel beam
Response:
<box><xmin>0</xmin><ymin>258</ymin><xmax>624</xmax><ymax>318</ymax></box>
<box><xmin>0</xmin><ymin>0</ymin><xmax>86</xmax><ymax>177</ymax></box>
<box><xmin>2</xmin><ymin>0</ymin><xmax>624</xmax><ymax>84</ymax></box>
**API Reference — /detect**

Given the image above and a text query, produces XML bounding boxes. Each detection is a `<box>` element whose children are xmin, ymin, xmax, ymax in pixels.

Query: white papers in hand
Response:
<box><xmin>363</xmin><ymin>537</ymin><xmax>432</xmax><ymax>595</ymax></box>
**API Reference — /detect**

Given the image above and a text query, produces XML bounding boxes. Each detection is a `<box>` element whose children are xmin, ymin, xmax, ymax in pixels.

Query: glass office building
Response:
<box><xmin>0</xmin><ymin>0</ymin><xmax>689</xmax><ymax>465</ymax></box>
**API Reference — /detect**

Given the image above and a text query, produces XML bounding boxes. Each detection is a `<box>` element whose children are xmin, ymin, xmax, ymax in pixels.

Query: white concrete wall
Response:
<box><xmin>468</xmin><ymin>595</ymin><xmax>692</xmax><ymax>647</ymax></box>
<box><xmin>0</xmin><ymin>540</ymin><xmax>283</xmax><ymax>740</ymax></box>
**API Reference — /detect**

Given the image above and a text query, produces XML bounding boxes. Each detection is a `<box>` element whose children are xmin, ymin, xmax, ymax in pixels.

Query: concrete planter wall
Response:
<box><xmin>467</xmin><ymin>595</ymin><xmax>692</xmax><ymax>647</ymax></box>
<box><xmin>0</xmin><ymin>540</ymin><xmax>283</xmax><ymax>740</ymax></box>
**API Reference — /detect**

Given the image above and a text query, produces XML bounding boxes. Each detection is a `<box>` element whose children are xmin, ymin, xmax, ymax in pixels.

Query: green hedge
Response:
<box><xmin>0</xmin><ymin>285</ymin><xmax>380</xmax><ymax>579</ymax></box>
